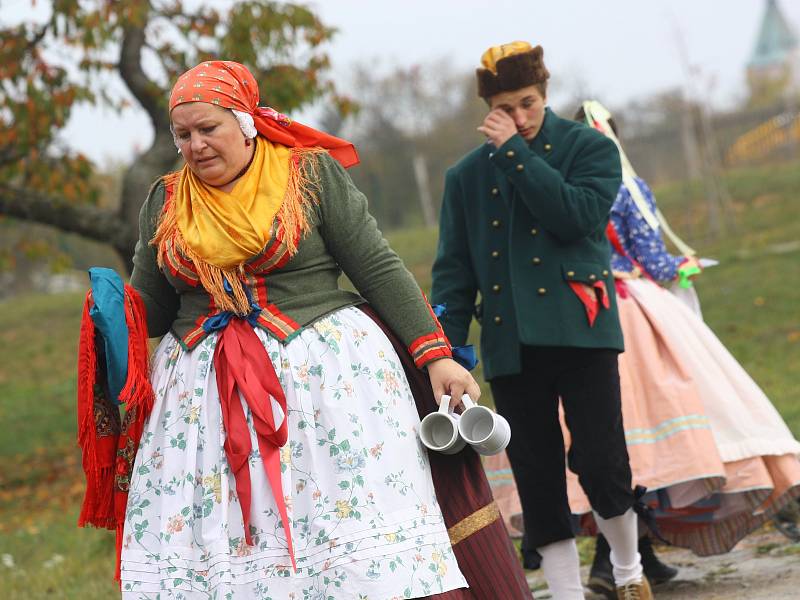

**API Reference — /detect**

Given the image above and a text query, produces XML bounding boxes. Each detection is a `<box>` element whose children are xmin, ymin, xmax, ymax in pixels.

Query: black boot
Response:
<box><xmin>519</xmin><ymin>530</ymin><xmax>542</xmax><ymax>570</ymax></box>
<box><xmin>639</xmin><ymin>535</ymin><xmax>678</xmax><ymax>584</ymax></box>
<box><xmin>587</xmin><ymin>534</ymin><xmax>615</xmax><ymax>600</ymax></box>
<box><xmin>772</xmin><ymin>501</ymin><xmax>800</xmax><ymax>542</ymax></box>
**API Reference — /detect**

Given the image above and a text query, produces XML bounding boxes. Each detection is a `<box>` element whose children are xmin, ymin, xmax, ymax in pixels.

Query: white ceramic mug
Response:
<box><xmin>458</xmin><ymin>394</ymin><xmax>511</xmax><ymax>456</ymax></box>
<box><xmin>419</xmin><ymin>395</ymin><xmax>466</xmax><ymax>455</ymax></box>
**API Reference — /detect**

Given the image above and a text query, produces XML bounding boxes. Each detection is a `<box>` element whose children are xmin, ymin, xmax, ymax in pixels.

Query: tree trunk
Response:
<box><xmin>411</xmin><ymin>152</ymin><xmax>437</xmax><ymax>228</ymax></box>
<box><xmin>0</xmin><ymin>17</ymin><xmax>178</xmax><ymax>277</ymax></box>
<box><xmin>115</xmin><ymin>17</ymin><xmax>180</xmax><ymax>269</ymax></box>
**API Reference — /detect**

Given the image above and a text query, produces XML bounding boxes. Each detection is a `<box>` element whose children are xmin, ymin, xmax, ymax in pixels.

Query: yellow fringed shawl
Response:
<box><xmin>153</xmin><ymin>137</ymin><xmax>323</xmax><ymax>315</ymax></box>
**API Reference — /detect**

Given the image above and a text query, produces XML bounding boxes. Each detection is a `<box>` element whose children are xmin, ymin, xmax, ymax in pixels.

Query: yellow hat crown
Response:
<box><xmin>476</xmin><ymin>41</ymin><xmax>548</xmax><ymax>99</ymax></box>
<box><xmin>480</xmin><ymin>41</ymin><xmax>534</xmax><ymax>74</ymax></box>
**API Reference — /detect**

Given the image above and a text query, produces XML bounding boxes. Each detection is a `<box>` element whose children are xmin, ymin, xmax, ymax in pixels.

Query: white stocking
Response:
<box><xmin>593</xmin><ymin>508</ymin><xmax>643</xmax><ymax>586</ymax></box>
<box><xmin>536</xmin><ymin>538</ymin><xmax>586</xmax><ymax>599</ymax></box>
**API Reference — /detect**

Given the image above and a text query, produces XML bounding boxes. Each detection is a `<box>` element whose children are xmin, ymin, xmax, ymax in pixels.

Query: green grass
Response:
<box><xmin>654</xmin><ymin>162</ymin><xmax>800</xmax><ymax>435</ymax></box>
<box><xmin>0</xmin><ymin>490</ymin><xmax>117</xmax><ymax>599</ymax></box>
<box><xmin>1</xmin><ymin>160</ymin><xmax>798</xmax><ymax>596</ymax></box>
<box><xmin>0</xmin><ymin>292</ymin><xmax>120</xmax><ymax>597</ymax></box>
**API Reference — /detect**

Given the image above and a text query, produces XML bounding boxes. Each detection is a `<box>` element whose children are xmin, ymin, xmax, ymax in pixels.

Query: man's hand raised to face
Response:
<box><xmin>478</xmin><ymin>109</ymin><xmax>518</xmax><ymax>149</ymax></box>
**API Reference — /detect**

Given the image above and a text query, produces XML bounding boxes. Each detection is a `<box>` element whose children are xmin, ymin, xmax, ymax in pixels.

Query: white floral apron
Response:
<box><xmin>120</xmin><ymin>307</ymin><xmax>466</xmax><ymax>599</ymax></box>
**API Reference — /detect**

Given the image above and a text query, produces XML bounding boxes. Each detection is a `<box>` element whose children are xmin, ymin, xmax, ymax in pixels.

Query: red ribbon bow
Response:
<box><xmin>214</xmin><ymin>318</ymin><xmax>296</xmax><ymax>571</ymax></box>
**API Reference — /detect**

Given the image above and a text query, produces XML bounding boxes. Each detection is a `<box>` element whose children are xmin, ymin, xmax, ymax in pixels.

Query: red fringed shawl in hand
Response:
<box><xmin>77</xmin><ymin>285</ymin><xmax>153</xmax><ymax>580</ymax></box>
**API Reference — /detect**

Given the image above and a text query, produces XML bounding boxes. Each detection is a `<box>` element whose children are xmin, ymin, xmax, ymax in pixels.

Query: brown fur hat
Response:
<box><xmin>476</xmin><ymin>43</ymin><xmax>550</xmax><ymax>99</ymax></box>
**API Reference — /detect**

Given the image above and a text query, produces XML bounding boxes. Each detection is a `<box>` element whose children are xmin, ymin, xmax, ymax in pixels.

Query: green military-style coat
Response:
<box><xmin>431</xmin><ymin>108</ymin><xmax>624</xmax><ymax>380</ymax></box>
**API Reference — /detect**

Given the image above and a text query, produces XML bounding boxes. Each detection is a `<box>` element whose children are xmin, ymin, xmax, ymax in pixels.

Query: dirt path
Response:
<box><xmin>526</xmin><ymin>527</ymin><xmax>800</xmax><ymax>599</ymax></box>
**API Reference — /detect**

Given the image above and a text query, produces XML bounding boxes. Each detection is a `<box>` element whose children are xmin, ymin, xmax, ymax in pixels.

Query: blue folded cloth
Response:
<box><xmin>88</xmin><ymin>267</ymin><xmax>129</xmax><ymax>404</ymax></box>
<box><xmin>431</xmin><ymin>303</ymin><xmax>479</xmax><ymax>371</ymax></box>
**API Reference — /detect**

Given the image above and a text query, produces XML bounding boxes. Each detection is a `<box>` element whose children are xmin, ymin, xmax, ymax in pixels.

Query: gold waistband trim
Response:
<box><xmin>447</xmin><ymin>500</ymin><xmax>501</xmax><ymax>546</ymax></box>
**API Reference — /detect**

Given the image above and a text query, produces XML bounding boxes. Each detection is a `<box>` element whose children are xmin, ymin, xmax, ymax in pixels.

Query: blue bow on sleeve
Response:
<box><xmin>431</xmin><ymin>303</ymin><xmax>479</xmax><ymax>371</ymax></box>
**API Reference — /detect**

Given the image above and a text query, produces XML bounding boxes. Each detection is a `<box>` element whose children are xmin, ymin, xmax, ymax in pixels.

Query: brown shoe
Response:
<box><xmin>616</xmin><ymin>577</ymin><xmax>653</xmax><ymax>600</ymax></box>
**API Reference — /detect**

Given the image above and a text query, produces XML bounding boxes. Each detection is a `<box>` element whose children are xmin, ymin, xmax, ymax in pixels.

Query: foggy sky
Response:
<box><xmin>4</xmin><ymin>0</ymin><xmax>796</xmax><ymax>164</ymax></box>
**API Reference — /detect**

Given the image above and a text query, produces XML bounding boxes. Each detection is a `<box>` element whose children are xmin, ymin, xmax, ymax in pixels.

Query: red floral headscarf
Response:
<box><xmin>169</xmin><ymin>60</ymin><xmax>359</xmax><ymax>168</ymax></box>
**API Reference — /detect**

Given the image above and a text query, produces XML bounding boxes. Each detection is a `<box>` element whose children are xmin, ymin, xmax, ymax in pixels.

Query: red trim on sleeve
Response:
<box><xmin>409</xmin><ymin>332</ymin><xmax>453</xmax><ymax>369</ymax></box>
<box><xmin>406</xmin><ymin>292</ymin><xmax>454</xmax><ymax>368</ymax></box>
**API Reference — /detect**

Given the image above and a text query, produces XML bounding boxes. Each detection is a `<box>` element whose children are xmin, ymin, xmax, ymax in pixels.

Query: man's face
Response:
<box><xmin>488</xmin><ymin>85</ymin><xmax>547</xmax><ymax>141</ymax></box>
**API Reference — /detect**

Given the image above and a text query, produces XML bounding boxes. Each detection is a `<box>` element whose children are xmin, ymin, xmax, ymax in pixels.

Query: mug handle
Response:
<box><xmin>439</xmin><ymin>394</ymin><xmax>453</xmax><ymax>414</ymax></box>
<box><xmin>461</xmin><ymin>394</ymin><xmax>476</xmax><ymax>409</ymax></box>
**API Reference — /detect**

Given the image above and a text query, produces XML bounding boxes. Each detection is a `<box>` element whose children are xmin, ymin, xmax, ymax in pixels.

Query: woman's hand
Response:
<box><xmin>681</xmin><ymin>256</ymin><xmax>702</xmax><ymax>273</ymax></box>
<box><xmin>613</xmin><ymin>265</ymin><xmax>642</xmax><ymax>280</ymax></box>
<box><xmin>427</xmin><ymin>358</ymin><xmax>481</xmax><ymax>410</ymax></box>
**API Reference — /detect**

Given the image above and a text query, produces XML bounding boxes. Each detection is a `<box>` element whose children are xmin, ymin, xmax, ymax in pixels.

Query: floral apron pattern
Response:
<box><xmin>120</xmin><ymin>307</ymin><xmax>466</xmax><ymax>599</ymax></box>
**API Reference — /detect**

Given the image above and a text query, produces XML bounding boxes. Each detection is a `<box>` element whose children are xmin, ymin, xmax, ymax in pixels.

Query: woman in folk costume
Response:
<box><xmin>577</xmin><ymin>99</ymin><xmax>800</xmax><ymax>557</ymax></box>
<box><xmin>76</xmin><ymin>60</ymin><xmax>531</xmax><ymax>599</ymax></box>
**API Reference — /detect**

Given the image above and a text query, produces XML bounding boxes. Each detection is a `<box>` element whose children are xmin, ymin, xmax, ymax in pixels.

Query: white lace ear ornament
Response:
<box><xmin>231</xmin><ymin>109</ymin><xmax>257</xmax><ymax>139</ymax></box>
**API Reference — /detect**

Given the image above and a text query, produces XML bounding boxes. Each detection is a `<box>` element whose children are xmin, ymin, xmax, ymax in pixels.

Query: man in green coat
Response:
<box><xmin>431</xmin><ymin>42</ymin><xmax>653</xmax><ymax>600</ymax></box>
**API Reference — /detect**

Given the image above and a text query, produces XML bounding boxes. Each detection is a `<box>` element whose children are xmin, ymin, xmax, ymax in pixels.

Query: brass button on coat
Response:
<box><xmin>492</xmin><ymin>284</ymin><xmax>501</xmax><ymax>293</ymax></box>
<box><xmin>506</xmin><ymin>150</ymin><xmax>515</xmax><ymax>158</ymax></box>
<box><xmin>491</xmin><ymin>187</ymin><xmax>499</xmax><ymax>196</ymax></box>
<box><xmin>567</xmin><ymin>270</ymin><xmax>575</xmax><ymax>277</ymax></box>
<box><xmin>602</xmin><ymin>270</ymin><xmax>609</xmax><ymax>277</ymax></box>
<box><xmin>589</xmin><ymin>274</ymin><xmax>597</xmax><ymax>281</ymax></box>
<box><xmin>492</xmin><ymin>219</ymin><xmax>501</xmax><ymax>228</ymax></box>
<box><xmin>530</xmin><ymin>228</ymin><xmax>538</xmax><ymax>235</ymax></box>
<box><xmin>531</xmin><ymin>257</ymin><xmax>542</xmax><ymax>265</ymax></box>
<box><xmin>537</xmin><ymin>288</ymin><xmax>547</xmax><ymax>295</ymax></box>
<box><xmin>544</xmin><ymin>143</ymin><xmax>552</xmax><ymax>151</ymax></box>
<box><xmin>515</xmin><ymin>164</ymin><xmax>524</xmax><ymax>172</ymax></box>
<box><xmin>494</xmin><ymin>316</ymin><xmax>502</xmax><ymax>324</ymax></box>
<box><xmin>491</xmin><ymin>250</ymin><xmax>500</xmax><ymax>259</ymax></box>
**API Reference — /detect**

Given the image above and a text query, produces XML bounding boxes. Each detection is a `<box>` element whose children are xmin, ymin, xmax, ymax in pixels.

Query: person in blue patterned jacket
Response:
<box><xmin>578</xmin><ymin>101</ymin><xmax>800</xmax><ymax>596</ymax></box>
<box><xmin>608</xmin><ymin>176</ymin><xmax>700</xmax><ymax>282</ymax></box>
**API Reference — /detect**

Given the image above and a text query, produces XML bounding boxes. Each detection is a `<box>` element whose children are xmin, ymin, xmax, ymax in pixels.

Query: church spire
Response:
<box><xmin>749</xmin><ymin>0</ymin><xmax>798</xmax><ymax>68</ymax></box>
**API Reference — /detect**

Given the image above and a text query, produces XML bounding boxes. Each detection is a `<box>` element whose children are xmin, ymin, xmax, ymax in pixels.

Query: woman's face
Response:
<box><xmin>171</xmin><ymin>102</ymin><xmax>251</xmax><ymax>188</ymax></box>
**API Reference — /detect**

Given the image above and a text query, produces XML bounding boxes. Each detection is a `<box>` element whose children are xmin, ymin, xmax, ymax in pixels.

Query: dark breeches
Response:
<box><xmin>491</xmin><ymin>345</ymin><xmax>634</xmax><ymax>549</ymax></box>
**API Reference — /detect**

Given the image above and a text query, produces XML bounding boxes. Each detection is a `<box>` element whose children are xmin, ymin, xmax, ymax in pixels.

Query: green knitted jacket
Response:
<box><xmin>130</xmin><ymin>152</ymin><xmax>450</xmax><ymax>368</ymax></box>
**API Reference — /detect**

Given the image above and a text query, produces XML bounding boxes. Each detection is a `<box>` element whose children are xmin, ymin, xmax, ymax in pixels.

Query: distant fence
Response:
<box><xmin>726</xmin><ymin>110</ymin><xmax>800</xmax><ymax>165</ymax></box>
<box><xmin>622</xmin><ymin>102</ymin><xmax>800</xmax><ymax>185</ymax></box>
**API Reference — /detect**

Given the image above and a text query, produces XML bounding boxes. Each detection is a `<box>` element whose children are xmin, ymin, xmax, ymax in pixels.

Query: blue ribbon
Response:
<box><xmin>430</xmin><ymin>303</ymin><xmax>478</xmax><ymax>371</ymax></box>
<box><xmin>203</xmin><ymin>276</ymin><xmax>262</xmax><ymax>333</ymax></box>
<box><xmin>203</xmin><ymin>309</ymin><xmax>261</xmax><ymax>332</ymax></box>
<box><xmin>452</xmin><ymin>345</ymin><xmax>478</xmax><ymax>371</ymax></box>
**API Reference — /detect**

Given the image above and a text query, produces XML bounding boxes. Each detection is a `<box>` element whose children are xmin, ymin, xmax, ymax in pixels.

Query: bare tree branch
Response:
<box><xmin>16</xmin><ymin>23</ymin><xmax>49</xmax><ymax>51</ymax></box>
<box><xmin>118</xmin><ymin>16</ymin><xmax>169</xmax><ymax>135</ymax></box>
<box><xmin>0</xmin><ymin>186</ymin><xmax>134</xmax><ymax>253</ymax></box>
<box><xmin>116</xmin><ymin>14</ymin><xmax>181</xmax><ymax>255</ymax></box>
